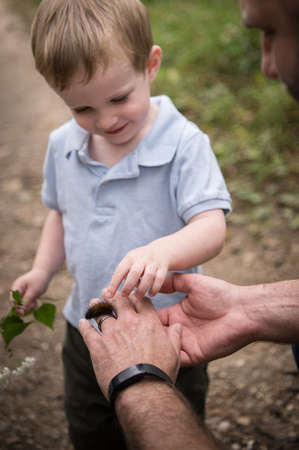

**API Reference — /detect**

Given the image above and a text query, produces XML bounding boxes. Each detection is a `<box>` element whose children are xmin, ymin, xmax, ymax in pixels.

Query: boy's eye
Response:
<box><xmin>74</xmin><ymin>107</ymin><xmax>90</xmax><ymax>114</ymax></box>
<box><xmin>111</xmin><ymin>95</ymin><xmax>129</xmax><ymax>103</ymax></box>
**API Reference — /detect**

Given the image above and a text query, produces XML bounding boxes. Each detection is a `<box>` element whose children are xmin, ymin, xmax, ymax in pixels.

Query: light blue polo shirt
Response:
<box><xmin>42</xmin><ymin>95</ymin><xmax>231</xmax><ymax>329</ymax></box>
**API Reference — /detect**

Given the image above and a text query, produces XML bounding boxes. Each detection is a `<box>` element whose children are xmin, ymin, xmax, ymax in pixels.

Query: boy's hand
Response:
<box><xmin>103</xmin><ymin>245</ymin><xmax>169</xmax><ymax>300</ymax></box>
<box><xmin>10</xmin><ymin>268</ymin><xmax>50</xmax><ymax>315</ymax></box>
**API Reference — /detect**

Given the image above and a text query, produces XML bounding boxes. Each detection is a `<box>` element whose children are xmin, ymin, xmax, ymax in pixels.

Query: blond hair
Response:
<box><xmin>31</xmin><ymin>0</ymin><xmax>154</xmax><ymax>90</ymax></box>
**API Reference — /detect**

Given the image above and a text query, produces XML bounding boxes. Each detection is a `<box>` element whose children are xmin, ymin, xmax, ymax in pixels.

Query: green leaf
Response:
<box><xmin>11</xmin><ymin>290</ymin><xmax>23</xmax><ymax>303</ymax></box>
<box><xmin>1</xmin><ymin>316</ymin><xmax>33</xmax><ymax>346</ymax></box>
<box><xmin>34</xmin><ymin>304</ymin><xmax>56</xmax><ymax>330</ymax></box>
<box><xmin>10</xmin><ymin>290</ymin><xmax>29</xmax><ymax>311</ymax></box>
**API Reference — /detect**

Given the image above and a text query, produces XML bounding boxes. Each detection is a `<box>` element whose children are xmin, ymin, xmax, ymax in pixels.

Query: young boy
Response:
<box><xmin>11</xmin><ymin>0</ymin><xmax>231</xmax><ymax>448</ymax></box>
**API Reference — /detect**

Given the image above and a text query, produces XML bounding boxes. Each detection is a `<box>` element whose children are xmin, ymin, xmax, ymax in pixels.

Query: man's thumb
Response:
<box><xmin>167</xmin><ymin>323</ymin><xmax>182</xmax><ymax>354</ymax></box>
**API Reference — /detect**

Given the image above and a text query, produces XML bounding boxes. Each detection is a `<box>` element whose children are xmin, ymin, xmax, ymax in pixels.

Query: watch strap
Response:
<box><xmin>108</xmin><ymin>363</ymin><xmax>173</xmax><ymax>408</ymax></box>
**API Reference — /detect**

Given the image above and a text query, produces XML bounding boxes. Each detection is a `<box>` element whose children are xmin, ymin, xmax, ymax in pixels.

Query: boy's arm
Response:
<box><xmin>103</xmin><ymin>209</ymin><xmax>226</xmax><ymax>300</ymax></box>
<box><xmin>11</xmin><ymin>210</ymin><xmax>65</xmax><ymax>314</ymax></box>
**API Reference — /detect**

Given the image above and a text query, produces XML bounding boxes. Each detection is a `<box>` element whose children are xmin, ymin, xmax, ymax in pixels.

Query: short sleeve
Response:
<box><xmin>41</xmin><ymin>141</ymin><xmax>60</xmax><ymax>211</ymax></box>
<box><xmin>173</xmin><ymin>128</ymin><xmax>231</xmax><ymax>223</ymax></box>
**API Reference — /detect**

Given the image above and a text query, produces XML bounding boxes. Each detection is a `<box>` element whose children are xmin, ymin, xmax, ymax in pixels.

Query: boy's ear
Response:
<box><xmin>147</xmin><ymin>45</ymin><xmax>162</xmax><ymax>82</ymax></box>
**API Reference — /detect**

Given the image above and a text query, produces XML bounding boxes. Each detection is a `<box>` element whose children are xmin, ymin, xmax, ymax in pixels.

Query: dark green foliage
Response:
<box><xmin>0</xmin><ymin>290</ymin><xmax>56</xmax><ymax>355</ymax></box>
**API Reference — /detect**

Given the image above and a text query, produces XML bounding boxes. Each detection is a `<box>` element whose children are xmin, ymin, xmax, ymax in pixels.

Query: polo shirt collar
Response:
<box><xmin>63</xmin><ymin>95</ymin><xmax>187</xmax><ymax>169</ymax></box>
<box><xmin>136</xmin><ymin>95</ymin><xmax>187</xmax><ymax>167</ymax></box>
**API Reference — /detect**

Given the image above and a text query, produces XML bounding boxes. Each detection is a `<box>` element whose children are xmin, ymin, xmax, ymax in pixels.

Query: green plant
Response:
<box><xmin>0</xmin><ymin>290</ymin><xmax>56</xmax><ymax>356</ymax></box>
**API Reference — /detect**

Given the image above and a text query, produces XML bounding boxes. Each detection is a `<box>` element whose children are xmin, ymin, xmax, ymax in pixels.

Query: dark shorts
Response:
<box><xmin>62</xmin><ymin>321</ymin><xmax>209</xmax><ymax>450</ymax></box>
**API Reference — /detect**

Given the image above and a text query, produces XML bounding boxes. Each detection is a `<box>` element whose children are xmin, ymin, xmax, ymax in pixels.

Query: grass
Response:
<box><xmin>10</xmin><ymin>0</ymin><xmax>299</xmax><ymax>230</ymax></box>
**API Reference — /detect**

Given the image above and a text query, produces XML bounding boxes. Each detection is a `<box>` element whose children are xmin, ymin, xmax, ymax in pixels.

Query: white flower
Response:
<box><xmin>12</xmin><ymin>357</ymin><xmax>36</xmax><ymax>377</ymax></box>
<box><xmin>0</xmin><ymin>367</ymin><xmax>11</xmax><ymax>392</ymax></box>
<box><xmin>0</xmin><ymin>357</ymin><xmax>36</xmax><ymax>390</ymax></box>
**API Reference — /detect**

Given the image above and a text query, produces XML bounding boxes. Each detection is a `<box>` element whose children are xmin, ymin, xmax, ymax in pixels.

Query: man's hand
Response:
<box><xmin>79</xmin><ymin>292</ymin><xmax>182</xmax><ymax>399</ymax></box>
<box><xmin>158</xmin><ymin>273</ymin><xmax>254</xmax><ymax>365</ymax></box>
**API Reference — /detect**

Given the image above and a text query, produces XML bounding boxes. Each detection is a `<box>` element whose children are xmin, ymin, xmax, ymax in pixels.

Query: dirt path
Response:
<box><xmin>0</xmin><ymin>1</ymin><xmax>298</xmax><ymax>448</ymax></box>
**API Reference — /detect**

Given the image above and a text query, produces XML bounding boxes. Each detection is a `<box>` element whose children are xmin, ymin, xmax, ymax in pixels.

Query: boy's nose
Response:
<box><xmin>261</xmin><ymin>35</ymin><xmax>279</xmax><ymax>79</ymax></box>
<box><xmin>95</xmin><ymin>111</ymin><xmax>118</xmax><ymax>131</ymax></box>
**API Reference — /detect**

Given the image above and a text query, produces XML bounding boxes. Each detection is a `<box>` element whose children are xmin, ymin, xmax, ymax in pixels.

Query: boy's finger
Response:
<box><xmin>148</xmin><ymin>268</ymin><xmax>167</xmax><ymax>297</ymax></box>
<box><xmin>134</xmin><ymin>265</ymin><xmax>156</xmax><ymax>299</ymax></box>
<box><xmin>133</xmin><ymin>281</ymin><xmax>151</xmax><ymax>299</ymax></box>
<box><xmin>23</xmin><ymin>299</ymin><xmax>38</xmax><ymax>314</ymax></box>
<box><xmin>105</xmin><ymin>266</ymin><xmax>128</xmax><ymax>298</ymax></box>
<box><xmin>121</xmin><ymin>264</ymin><xmax>144</xmax><ymax>297</ymax></box>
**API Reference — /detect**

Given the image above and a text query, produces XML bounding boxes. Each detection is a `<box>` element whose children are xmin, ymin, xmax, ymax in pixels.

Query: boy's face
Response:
<box><xmin>240</xmin><ymin>0</ymin><xmax>299</xmax><ymax>102</ymax></box>
<box><xmin>55</xmin><ymin>48</ymin><xmax>161</xmax><ymax>148</ymax></box>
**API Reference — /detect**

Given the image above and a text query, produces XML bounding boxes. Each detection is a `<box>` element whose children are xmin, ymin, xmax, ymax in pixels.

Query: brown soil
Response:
<box><xmin>0</xmin><ymin>1</ymin><xmax>298</xmax><ymax>449</ymax></box>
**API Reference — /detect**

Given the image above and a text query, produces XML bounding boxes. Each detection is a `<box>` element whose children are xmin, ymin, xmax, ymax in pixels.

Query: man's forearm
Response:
<box><xmin>241</xmin><ymin>280</ymin><xmax>299</xmax><ymax>344</ymax></box>
<box><xmin>115</xmin><ymin>379</ymin><xmax>218</xmax><ymax>450</ymax></box>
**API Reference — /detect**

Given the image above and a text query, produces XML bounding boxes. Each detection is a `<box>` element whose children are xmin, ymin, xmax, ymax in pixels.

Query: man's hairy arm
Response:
<box><xmin>158</xmin><ymin>274</ymin><xmax>299</xmax><ymax>365</ymax></box>
<box><xmin>115</xmin><ymin>379</ymin><xmax>219</xmax><ymax>450</ymax></box>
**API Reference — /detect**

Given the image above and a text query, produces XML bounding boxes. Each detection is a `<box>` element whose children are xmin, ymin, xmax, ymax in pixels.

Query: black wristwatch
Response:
<box><xmin>108</xmin><ymin>363</ymin><xmax>173</xmax><ymax>409</ymax></box>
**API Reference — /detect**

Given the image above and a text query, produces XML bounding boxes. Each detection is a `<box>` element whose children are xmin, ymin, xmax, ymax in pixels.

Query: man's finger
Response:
<box><xmin>79</xmin><ymin>318</ymin><xmax>98</xmax><ymax>346</ymax></box>
<box><xmin>97</xmin><ymin>314</ymin><xmax>118</xmax><ymax>333</ymax></box>
<box><xmin>96</xmin><ymin>292</ymin><xmax>137</xmax><ymax>317</ymax></box>
<box><xmin>166</xmin><ymin>323</ymin><xmax>182</xmax><ymax>356</ymax></box>
<box><xmin>109</xmin><ymin>291</ymin><xmax>138</xmax><ymax>315</ymax></box>
<box><xmin>130</xmin><ymin>294</ymin><xmax>158</xmax><ymax>316</ymax></box>
<box><xmin>157</xmin><ymin>307</ymin><xmax>170</xmax><ymax>326</ymax></box>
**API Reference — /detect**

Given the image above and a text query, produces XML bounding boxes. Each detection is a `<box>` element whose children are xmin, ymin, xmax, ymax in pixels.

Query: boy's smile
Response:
<box><xmin>104</xmin><ymin>123</ymin><xmax>129</xmax><ymax>136</ymax></box>
<box><xmin>55</xmin><ymin>47</ymin><xmax>161</xmax><ymax>164</ymax></box>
